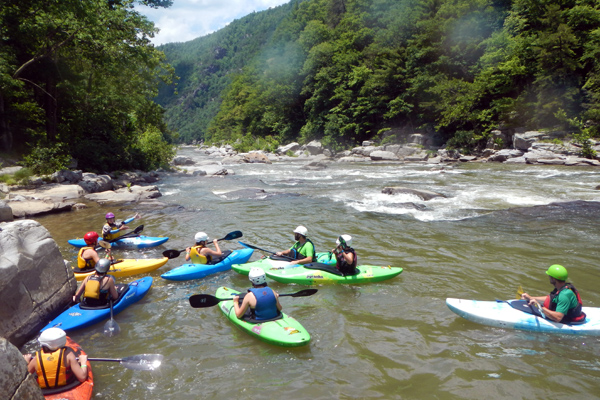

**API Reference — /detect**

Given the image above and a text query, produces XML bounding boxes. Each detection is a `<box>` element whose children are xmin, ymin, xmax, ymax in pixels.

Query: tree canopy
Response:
<box><xmin>157</xmin><ymin>0</ymin><xmax>600</xmax><ymax>151</ymax></box>
<box><xmin>0</xmin><ymin>0</ymin><xmax>176</xmax><ymax>173</ymax></box>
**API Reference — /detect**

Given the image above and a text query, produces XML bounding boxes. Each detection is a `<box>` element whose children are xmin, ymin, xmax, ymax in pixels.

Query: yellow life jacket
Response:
<box><xmin>190</xmin><ymin>245</ymin><xmax>209</xmax><ymax>264</ymax></box>
<box><xmin>102</xmin><ymin>222</ymin><xmax>120</xmax><ymax>241</ymax></box>
<box><xmin>77</xmin><ymin>247</ymin><xmax>96</xmax><ymax>270</ymax></box>
<box><xmin>36</xmin><ymin>348</ymin><xmax>69</xmax><ymax>388</ymax></box>
<box><xmin>83</xmin><ymin>275</ymin><xmax>102</xmax><ymax>299</ymax></box>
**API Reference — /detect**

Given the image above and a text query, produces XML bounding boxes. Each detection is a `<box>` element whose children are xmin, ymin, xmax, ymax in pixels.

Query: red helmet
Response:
<box><xmin>83</xmin><ymin>231</ymin><xmax>99</xmax><ymax>245</ymax></box>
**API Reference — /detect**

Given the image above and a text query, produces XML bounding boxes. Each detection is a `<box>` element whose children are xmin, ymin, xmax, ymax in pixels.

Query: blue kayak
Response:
<box><xmin>68</xmin><ymin>236</ymin><xmax>169</xmax><ymax>249</ymax></box>
<box><xmin>161</xmin><ymin>248</ymin><xmax>254</xmax><ymax>281</ymax></box>
<box><xmin>40</xmin><ymin>277</ymin><xmax>153</xmax><ymax>332</ymax></box>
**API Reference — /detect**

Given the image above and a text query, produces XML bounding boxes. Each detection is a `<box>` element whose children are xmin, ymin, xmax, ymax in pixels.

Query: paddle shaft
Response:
<box><xmin>110</xmin><ymin>224</ymin><xmax>144</xmax><ymax>242</ymax></box>
<box><xmin>238</xmin><ymin>241</ymin><xmax>296</xmax><ymax>261</ymax></box>
<box><xmin>189</xmin><ymin>289</ymin><xmax>318</xmax><ymax>308</ymax></box>
<box><xmin>162</xmin><ymin>231</ymin><xmax>242</xmax><ymax>258</ymax></box>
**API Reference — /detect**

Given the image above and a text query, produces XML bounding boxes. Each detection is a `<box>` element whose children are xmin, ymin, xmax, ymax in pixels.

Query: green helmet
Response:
<box><xmin>545</xmin><ymin>264</ymin><xmax>568</xmax><ymax>281</ymax></box>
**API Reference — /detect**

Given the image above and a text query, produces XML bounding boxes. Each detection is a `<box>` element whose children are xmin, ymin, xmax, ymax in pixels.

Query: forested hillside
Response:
<box><xmin>159</xmin><ymin>0</ymin><xmax>600</xmax><ymax>152</ymax></box>
<box><xmin>0</xmin><ymin>0</ymin><xmax>176</xmax><ymax>173</ymax></box>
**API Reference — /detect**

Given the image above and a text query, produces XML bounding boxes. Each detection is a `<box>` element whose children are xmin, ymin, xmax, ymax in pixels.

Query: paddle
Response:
<box><xmin>81</xmin><ymin>354</ymin><xmax>163</xmax><ymax>371</ymax></box>
<box><xmin>162</xmin><ymin>231</ymin><xmax>243</xmax><ymax>259</ymax></box>
<box><xmin>238</xmin><ymin>241</ymin><xmax>296</xmax><ymax>261</ymax></box>
<box><xmin>189</xmin><ymin>288</ymin><xmax>318</xmax><ymax>308</ymax></box>
<box><xmin>110</xmin><ymin>224</ymin><xmax>144</xmax><ymax>242</ymax></box>
<box><xmin>103</xmin><ymin>299</ymin><xmax>120</xmax><ymax>337</ymax></box>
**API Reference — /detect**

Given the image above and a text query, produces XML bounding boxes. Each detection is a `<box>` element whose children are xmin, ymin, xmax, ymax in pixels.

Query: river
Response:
<box><xmin>31</xmin><ymin>147</ymin><xmax>600</xmax><ymax>399</ymax></box>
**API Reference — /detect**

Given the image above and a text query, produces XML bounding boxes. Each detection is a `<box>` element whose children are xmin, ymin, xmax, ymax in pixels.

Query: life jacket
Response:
<box><xmin>102</xmin><ymin>222</ymin><xmax>120</xmax><ymax>241</ymax></box>
<box><xmin>543</xmin><ymin>283</ymin><xmax>586</xmax><ymax>324</ymax></box>
<box><xmin>248</xmin><ymin>287</ymin><xmax>279</xmax><ymax>320</ymax></box>
<box><xmin>83</xmin><ymin>274</ymin><xmax>109</xmax><ymax>305</ymax></box>
<box><xmin>35</xmin><ymin>347</ymin><xmax>73</xmax><ymax>389</ymax></box>
<box><xmin>190</xmin><ymin>245</ymin><xmax>210</xmax><ymax>264</ymax></box>
<box><xmin>336</xmin><ymin>247</ymin><xmax>357</xmax><ymax>275</ymax></box>
<box><xmin>77</xmin><ymin>247</ymin><xmax>96</xmax><ymax>270</ymax></box>
<box><xmin>291</xmin><ymin>238</ymin><xmax>316</xmax><ymax>262</ymax></box>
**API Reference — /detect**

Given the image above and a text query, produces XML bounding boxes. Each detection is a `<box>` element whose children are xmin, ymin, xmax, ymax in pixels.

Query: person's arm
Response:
<box><xmin>106</xmin><ymin>277</ymin><xmax>119</xmax><ymax>300</ymax></box>
<box><xmin>290</xmin><ymin>255</ymin><xmax>311</xmax><ymax>265</ymax></box>
<box><xmin>185</xmin><ymin>247</ymin><xmax>192</xmax><ymax>261</ymax></box>
<box><xmin>340</xmin><ymin>250</ymin><xmax>354</xmax><ymax>265</ymax></box>
<box><xmin>83</xmin><ymin>249</ymin><xmax>101</xmax><ymax>265</ymax></box>
<box><xmin>233</xmin><ymin>294</ymin><xmax>253</xmax><ymax>319</ymax></box>
<box><xmin>540</xmin><ymin>307</ymin><xmax>564</xmax><ymax>322</ymax></box>
<box><xmin>521</xmin><ymin>293</ymin><xmax>548</xmax><ymax>303</ymax></box>
<box><xmin>122</xmin><ymin>213</ymin><xmax>140</xmax><ymax>225</ymax></box>
<box><xmin>27</xmin><ymin>356</ymin><xmax>37</xmax><ymax>374</ymax></box>
<box><xmin>204</xmin><ymin>240</ymin><xmax>222</xmax><ymax>257</ymax></box>
<box><xmin>274</xmin><ymin>292</ymin><xmax>282</xmax><ymax>311</ymax></box>
<box><xmin>66</xmin><ymin>351</ymin><xmax>88</xmax><ymax>382</ymax></box>
<box><xmin>73</xmin><ymin>276</ymin><xmax>90</xmax><ymax>303</ymax></box>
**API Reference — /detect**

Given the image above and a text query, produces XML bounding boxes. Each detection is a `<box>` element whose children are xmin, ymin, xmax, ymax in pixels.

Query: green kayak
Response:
<box><xmin>232</xmin><ymin>252</ymin><xmax>335</xmax><ymax>275</ymax></box>
<box><xmin>215</xmin><ymin>286</ymin><xmax>311</xmax><ymax>347</ymax></box>
<box><xmin>265</xmin><ymin>263</ymin><xmax>403</xmax><ymax>285</ymax></box>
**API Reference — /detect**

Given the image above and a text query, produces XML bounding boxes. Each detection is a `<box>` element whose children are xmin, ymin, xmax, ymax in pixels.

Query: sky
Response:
<box><xmin>137</xmin><ymin>0</ymin><xmax>291</xmax><ymax>46</ymax></box>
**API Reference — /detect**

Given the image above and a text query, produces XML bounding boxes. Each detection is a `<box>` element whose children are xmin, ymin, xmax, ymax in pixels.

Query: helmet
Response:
<box><xmin>546</xmin><ymin>264</ymin><xmax>568</xmax><ymax>281</ymax></box>
<box><xmin>194</xmin><ymin>232</ymin><xmax>209</xmax><ymax>243</ymax></box>
<box><xmin>249</xmin><ymin>267</ymin><xmax>267</xmax><ymax>285</ymax></box>
<box><xmin>39</xmin><ymin>328</ymin><xmax>67</xmax><ymax>351</ymax></box>
<box><xmin>95</xmin><ymin>258</ymin><xmax>111</xmax><ymax>274</ymax></box>
<box><xmin>83</xmin><ymin>231</ymin><xmax>99</xmax><ymax>245</ymax></box>
<box><xmin>293</xmin><ymin>226</ymin><xmax>308</xmax><ymax>236</ymax></box>
<box><xmin>336</xmin><ymin>235</ymin><xmax>352</xmax><ymax>248</ymax></box>
<box><xmin>105</xmin><ymin>212</ymin><xmax>115</xmax><ymax>219</ymax></box>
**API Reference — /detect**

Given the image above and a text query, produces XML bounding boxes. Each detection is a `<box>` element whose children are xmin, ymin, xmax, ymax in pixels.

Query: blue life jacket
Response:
<box><xmin>248</xmin><ymin>287</ymin><xmax>279</xmax><ymax>320</ymax></box>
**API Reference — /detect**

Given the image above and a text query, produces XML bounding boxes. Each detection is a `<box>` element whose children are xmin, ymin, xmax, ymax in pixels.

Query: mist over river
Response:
<box><xmin>31</xmin><ymin>147</ymin><xmax>600</xmax><ymax>399</ymax></box>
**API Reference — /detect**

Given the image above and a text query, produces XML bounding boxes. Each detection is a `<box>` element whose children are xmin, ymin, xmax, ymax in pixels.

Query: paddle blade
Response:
<box><xmin>98</xmin><ymin>240</ymin><xmax>111</xmax><ymax>249</ymax></box>
<box><xmin>162</xmin><ymin>249</ymin><xmax>182</xmax><ymax>259</ymax></box>
<box><xmin>120</xmin><ymin>354</ymin><xmax>163</xmax><ymax>371</ymax></box>
<box><xmin>103</xmin><ymin>319</ymin><xmax>120</xmax><ymax>337</ymax></box>
<box><xmin>189</xmin><ymin>294</ymin><xmax>221</xmax><ymax>308</ymax></box>
<box><xmin>289</xmin><ymin>289</ymin><xmax>318</xmax><ymax>297</ymax></box>
<box><xmin>221</xmin><ymin>231</ymin><xmax>243</xmax><ymax>241</ymax></box>
<box><xmin>516</xmin><ymin>285</ymin><xmax>524</xmax><ymax>300</ymax></box>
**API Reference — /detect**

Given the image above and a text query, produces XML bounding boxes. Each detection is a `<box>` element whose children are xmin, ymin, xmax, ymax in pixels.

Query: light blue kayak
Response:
<box><xmin>446</xmin><ymin>298</ymin><xmax>600</xmax><ymax>335</ymax></box>
<box><xmin>41</xmin><ymin>277</ymin><xmax>153</xmax><ymax>332</ymax></box>
<box><xmin>161</xmin><ymin>248</ymin><xmax>254</xmax><ymax>281</ymax></box>
<box><xmin>68</xmin><ymin>236</ymin><xmax>169</xmax><ymax>249</ymax></box>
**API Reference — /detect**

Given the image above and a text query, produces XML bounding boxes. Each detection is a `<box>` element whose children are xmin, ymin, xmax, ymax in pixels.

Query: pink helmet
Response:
<box><xmin>105</xmin><ymin>212</ymin><xmax>115</xmax><ymax>219</ymax></box>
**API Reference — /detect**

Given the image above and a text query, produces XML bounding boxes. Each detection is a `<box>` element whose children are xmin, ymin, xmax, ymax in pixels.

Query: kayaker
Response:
<box><xmin>275</xmin><ymin>225</ymin><xmax>315</xmax><ymax>264</ymax></box>
<box><xmin>521</xmin><ymin>264</ymin><xmax>586</xmax><ymax>324</ymax></box>
<box><xmin>23</xmin><ymin>328</ymin><xmax>88</xmax><ymax>389</ymax></box>
<box><xmin>233</xmin><ymin>268</ymin><xmax>282</xmax><ymax>320</ymax></box>
<box><xmin>73</xmin><ymin>259</ymin><xmax>119</xmax><ymax>306</ymax></box>
<box><xmin>102</xmin><ymin>212</ymin><xmax>140</xmax><ymax>240</ymax></box>
<box><xmin>77</xmin><ymin>231</ymin><xmax>112</xmax><ymax>271</ymax></box>
<box><xmin>331</xmin><ymin>234</ymin><xmax>357</xmax><ymax>275</ymax></box>
<box><xmin>185</xmin><ymin>232</ymin><xmax>222</xmax><ymax>264</ymax></box>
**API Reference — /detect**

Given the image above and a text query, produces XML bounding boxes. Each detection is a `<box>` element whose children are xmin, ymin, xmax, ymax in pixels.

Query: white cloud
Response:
<box><xmin>137</xmin><ymin>0</ymin><xmax>290</xmax><ymax>46</ymax></box>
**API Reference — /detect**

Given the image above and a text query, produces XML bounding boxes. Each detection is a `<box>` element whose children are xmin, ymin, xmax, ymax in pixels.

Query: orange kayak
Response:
<box><xmin>42</xmin><ymin>337</ymin><xmax>93</xmax><ymax>400</ymax></box>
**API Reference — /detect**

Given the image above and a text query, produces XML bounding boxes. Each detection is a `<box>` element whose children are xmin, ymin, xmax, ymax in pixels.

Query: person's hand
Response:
<box><xmin>212</xmin><ymin>239</ymin><xmax>218</xmax><ymax>245</ymax></box>
<box><xmin>289</xmin><ymin>260</ymin><xmax>298</xmax><ymax>265</ymax></box>
<box><xmin>233</xmin><ymin>295</ymin><xmax>239</xmax><ymax>306</ymax></box>
<box><xmin>521</xmin><ymin>293</ymin><xmax>531</xmax><ymax>301</ymax></box>
<box><xmin>72</xmin><ymin>295</ymin><xmax>77</xmax><ymax>303</ymax></box>
<box><xmin>275</xmin><ymin>252</ymin><xmax>282</xmax><ymax>256</ymax></box>
<box><xmin>79</xmin><ymin>354</ymin><xmax>88</xmax><ymax>366</ymax></box>
<box><xmin>121</xmin><ymin>225</ymin><xmax>129</xmax><ymax>230</ymax></box>
<box><xmin>134</xmin><ymin>213</ymin><xmax>141</xmax><ymax>219</ymax></box>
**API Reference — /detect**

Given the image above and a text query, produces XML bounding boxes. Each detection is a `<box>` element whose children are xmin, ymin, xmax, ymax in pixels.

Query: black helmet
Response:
<box><xmin>95</xmin><ymin>259</ymin><xmax>111</xmax><ymax>274</ymax></box>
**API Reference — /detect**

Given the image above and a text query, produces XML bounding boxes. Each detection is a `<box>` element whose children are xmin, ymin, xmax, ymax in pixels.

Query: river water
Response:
<box><xmin>31</xmin><ymin>147</ymin><xmax>600</xmax><ymax>399</ymax></box>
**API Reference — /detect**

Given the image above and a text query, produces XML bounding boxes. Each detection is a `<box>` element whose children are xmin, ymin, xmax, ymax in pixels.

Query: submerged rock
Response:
<box><xmin>382</xmin><ymin>186</ymin><xmax>446</xmax><ymax>201</ymax></box>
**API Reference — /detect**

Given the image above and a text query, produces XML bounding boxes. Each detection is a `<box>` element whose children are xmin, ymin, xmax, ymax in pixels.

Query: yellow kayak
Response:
<box><xmin>73</xmin><ymin>258</ymin><xmax>169</xmax><ymax>281</ymax></box>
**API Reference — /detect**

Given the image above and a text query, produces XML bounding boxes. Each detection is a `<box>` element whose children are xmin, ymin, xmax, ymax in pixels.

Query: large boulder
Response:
<box><xmin>84</xmin><ymin>185</ymin><xmax>162</xmax><ymax>202</ymax></box>
<box><xmin>50</xmin><ymin>169</ymin><xmax>82</xmax><ymax>184</ymax></box>
<box><xmin>0</xmin><ymin>337</ymin><xmax>44</xmax><ymax>399</ymax></box>
<box><xmin>6</xmin><ymin>199</ymin><xmax>75</xmax><ymax>218</ymax></box>
<box><xmin>8</xmin><ymin>184</ymin><xmax>84</xmax><ymax>202</ymax></box>
<box><xmin>382</xmin><ymin>186</ymin><xmax>446</xmax><ymax>200</ymax></box>
<box><xmin>0</xmin><ymin>200</ymin><xmax>13</xmax><ymax>222</ymax></box>
<box><xmin>305</xmin><ymin>140</ymin><xmax>324</xmax><ymax>155</ymax></box>
<box><xmin>352</xmin><ymin>145</ymin><xmax>383</xmax><ymax>157</ymax></box>
<box><xmin>0</xmin><ymin>220</ymin><xmax>77</xmax><ymax>347</ymax></box>
<box><xmin>243</xmin><ymin>152</ymin><xmax>271</xmax><ymax>164</ymax></box>
<box><xmin>78</xmin><ymin>173</ymin><xmax>113</xmax><ymax>193</ymax></box>
<box><xmin>370</xmin><ymin>151</ymin><xmax>399</xmax><ymax>161</ymax></box>
<box><xmin>172</xmin><ymin>156</ymin><xmax>195</xmax><ymax>166</ymax></box>
<box><xmin>277</xmin><ymin>142</ymin><xmax>301</xmax><ymax>154</ymax></box>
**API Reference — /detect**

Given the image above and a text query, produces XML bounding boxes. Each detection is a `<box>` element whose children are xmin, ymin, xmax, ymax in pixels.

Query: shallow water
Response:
<box><xmin>31</xmin><ymin>148</ymin><xmax>600</xmax><ymax>399</ymax></box>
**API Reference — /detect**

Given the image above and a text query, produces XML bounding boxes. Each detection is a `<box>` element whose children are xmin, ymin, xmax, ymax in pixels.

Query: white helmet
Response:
<box><xmin>194</xmin><ymin>232</ymin><xmax>209</xmax><ymax>243</ymax></box>
<box><xmin>336</xmin><ymin>234</ymin><xmax>352</xmax><ymax>248</ymax></box>
<box><xmin>39</xmin><ymin>328</ymin><xmax>67</xmax><ymax>351</ymax></box>
<box><xmin>293</xmin><ymin>226</ymin><xmax>308</xmax><ymax>236</ymax></box>
<box><xmin>249</xmin><ymin>267</ymin><xmax>267</xmax><ymax>285</ymax></box>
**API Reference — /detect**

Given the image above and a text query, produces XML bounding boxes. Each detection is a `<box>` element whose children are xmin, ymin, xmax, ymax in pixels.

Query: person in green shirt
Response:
<box><xmin>275</xmin><ymin>225</ymin><xmax>315</xmax><ymax>265</ymax></box>
<box><xmin>521</xmin><ymin>264</ymin><xmax>586</xmax><ymax>324</ymax></box>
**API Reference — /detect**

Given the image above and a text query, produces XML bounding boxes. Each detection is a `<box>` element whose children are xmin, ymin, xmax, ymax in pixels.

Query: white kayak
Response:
<box><xmin>446</xmin><ymin>298</ymin><xmax>600</xmax><ymax>335</ymax></box>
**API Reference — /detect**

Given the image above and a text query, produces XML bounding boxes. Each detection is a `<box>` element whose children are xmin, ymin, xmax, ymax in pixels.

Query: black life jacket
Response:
<box><xmin>336</xmin><ymin>247</ymin><xmax>357</xmax><ymax>275</ymax></box>
<box><xmin>544</xmin><ymin>283</ymin><xmax>586</xmax><ymax>324</ymax></box>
